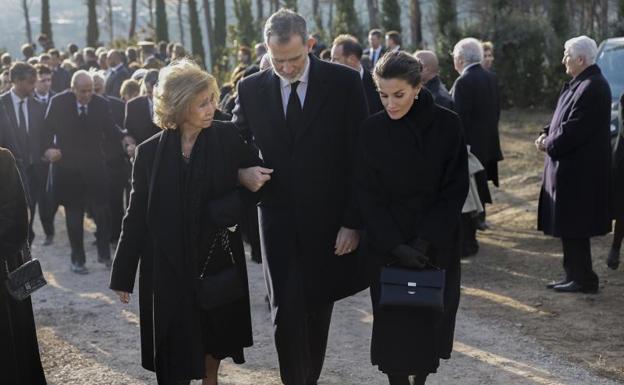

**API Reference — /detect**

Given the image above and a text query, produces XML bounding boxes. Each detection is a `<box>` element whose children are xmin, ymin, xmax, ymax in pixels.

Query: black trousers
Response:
<box><xmin>36</xmin><ymin>164</ymin><xmax>57</xmax><ymax>237</ymax></box>
<box><xmin>461</xmin><ymin>213</ymin><xmax>478</xmax><ymax>255</ymax></box>
<box><xmin>65</xmin><ymin>199</ymin><xmax>111</xmax><ymax>266</ymax></box>
<box><xmin>561</xmin><ymin>238</ymin><xmax>599</xmax><ymax>287</ymax></box>
<box><xmin>274</xmin><ymin>259</ymin><xmax>334</xmax><ymax>385</ymax></box>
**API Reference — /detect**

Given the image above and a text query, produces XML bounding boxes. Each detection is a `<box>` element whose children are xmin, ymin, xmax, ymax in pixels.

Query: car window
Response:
<box><xmin>597</xmin><ymin>43</ymin><xmax>624</xmax><ymax>101</ymax></box>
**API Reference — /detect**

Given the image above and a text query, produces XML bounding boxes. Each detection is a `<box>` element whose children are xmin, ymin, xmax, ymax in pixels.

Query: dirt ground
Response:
<box><xmin>29</xmin><ymin>109</ymin><xmax>624</xmax><ymax>385</ymax></box>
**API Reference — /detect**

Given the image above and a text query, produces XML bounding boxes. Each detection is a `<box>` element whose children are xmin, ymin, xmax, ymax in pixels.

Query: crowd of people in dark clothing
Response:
<box><xmin>0</xmin><ymin>8</ymin><xmax>622</xmax><ymax>385</ymax></box>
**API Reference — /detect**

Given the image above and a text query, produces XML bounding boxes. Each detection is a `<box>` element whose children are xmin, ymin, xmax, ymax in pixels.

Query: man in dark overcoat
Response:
<box><xmin>330</xmin><ymin>34</ymin><xmax>384</xmax><ymax>114</ymax></box>
<box><xmin>43</xmin><ymin>70</ymin><xmax>126</xmax><ymax>274</ymax></box>
<box><xmin>124</xmin><ymin>69</ymin><xmax>160</xmax><ymax>146</ymax></box>
<box><xmin>0</xmin><ymin>62</ymin><xmax>47</xmax><ymax>245</ymax></box>
<box><xmin>536</xmin><ymin>36</ymin><xmax>612</xmax><ymax>293</ymax></box>
<box><xmin>451</xmin><ymin>37</ymin><xmax>503</xmax><ymax>255</ymax></box>
<box><xmin>415</xmin><ymin>50</ymin><xmax>455</xmax><ymax>111</ymax></box>
<box><xmin>234</xmin><ymin>9</ymin><xmax>369</xmax><ymax>385</ymax></box>
<box><xmin>105</xmin><ymin>49</ymin><xmax>131</xmax><ymax>99</ymax></box>
<box><xmin>0</xmin><ymin>147</ymin><xmax>47</xmax><ymax>385</ymax></box>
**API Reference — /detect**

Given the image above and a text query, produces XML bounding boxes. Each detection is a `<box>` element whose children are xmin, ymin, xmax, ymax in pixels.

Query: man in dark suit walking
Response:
<box><xmin>331</xmin><ymin>34</ymin><xmax>384</xmax><ymax>115</ymax></box>
<box><xmin>536</xmin><ymin>36</ymin><xmax>612</xmax><ymax>294</ymax></box>
<box><xmin>105</xmin><ymin>50</ymin><xmax>131</xmax><ymax>99</ymax></box>
<box><xmin>0</xmin><ymin>63</ymin><xmax>47</xmax><ymax>245</ymax></box>
<box><xmin>415</xmin><ymin>50</ymin><xmax>454</xmax><ymax>111</ymax></box>
<box><xmin>234</xmin><ymin>9</ymin><xmax>368</xmax><ymax>385</ymax></box>
<box><xmin>451</xmin><ymin>37</ymin><xmax>503</xmax><ymax>256</ymax></box>
<box><xmin>48</xmin><ymin>49</ymin><xmax>71</xmax><ymax>93</ymax></box>
<box><xmin>363</xmin><ymin>29</ymin><xmax>386</xmax><ymax>70</ymax></box>
<box><xmin>43</xmin><ymin>70</ymin><xmax>127</xmax><ymax>274</ymax></box>
<box><xmin>124</xmin><ymin>69</ymin><xmax>160</xmax><ymax>147</ymax></box>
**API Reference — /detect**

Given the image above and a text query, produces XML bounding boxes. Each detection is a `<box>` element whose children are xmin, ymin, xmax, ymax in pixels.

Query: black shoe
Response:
<box><xmin>546</xmin><ymin>279</ymin><xmax>570</xmax><ymax>289</ymax></box>
<box><xmin>476</xmin><ymin>220</ymin><xmax>490</xmax><ymax>231</ymax></box>
<box><xmin>462</xmin><ymin>245</ymin><xmax>479</xmax><ymax>258</ymax></box>
<box><xmin>70</xmin><ymin>263</ymin><xmax>89</xmax><ymax>275</ymax></box>
<box><xmin>98</xmin><ymin>257</ymin><xmax>112</xmax><ymax>268</ymax></box>
<box><xmin>553</xmin><ymin>281</ymin><xmax>598</xmax><ymax>294</ymax></box>
<box><xmin>43</xmin><ymin>235</ymin><xmax>54</xmax><ymax>246</ymax></box>
<box><xmin>607</xmin><ymin>248</ymin><xmax>620</xmax><ymax>270</ymax></box>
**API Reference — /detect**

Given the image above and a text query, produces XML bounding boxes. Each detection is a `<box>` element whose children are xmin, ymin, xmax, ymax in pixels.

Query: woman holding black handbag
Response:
<box><xmin>0</xmin><ymin>147</ymin><xmax>47</xmax><ymax>385</ymax></box>
<box><xmin>110</xmin><ymin>59</ymin><xmax>267</xmax><ymax>385</ymax></box>
<box><xmin>356</xmin><ymin>52</ymin><xmax>469</xmax><ymax>385</ymax></box>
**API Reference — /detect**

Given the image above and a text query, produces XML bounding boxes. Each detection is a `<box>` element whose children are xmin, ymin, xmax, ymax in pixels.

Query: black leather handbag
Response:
<box><xmin>196</xmin><ymin>228</ymin><xmax>246</xmax><ymax>311</ymax></box>
<box><xmin>379</xmin><ymin>266</ymin><xmax>445</xmax><ymax>311</ymax></box>
<box><xmin>5</xmin><ymin>257</ymin><xmax>47</xmax><ymax>301</ymax></box>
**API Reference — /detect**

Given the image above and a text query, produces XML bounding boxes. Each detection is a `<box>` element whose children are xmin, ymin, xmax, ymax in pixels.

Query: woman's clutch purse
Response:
<box><xmin>5</xmin><ymin>258</ymin><xmax>47</xmax><ymax>301</ymax></box>
<box><xmin>379</xmin><ymin>266</ymin><xmax>445</xmax><ymax>311</ymax></box>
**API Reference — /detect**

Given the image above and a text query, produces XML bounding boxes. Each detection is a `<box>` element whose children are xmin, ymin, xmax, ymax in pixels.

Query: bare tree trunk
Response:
<box><xmin>178</xmin><ymin>0</ymin><xmax>186</xmax><ymax>46</ymax></box>
<box><xmin>328</xmin><ymin>0</ymin><xmax>334</xmax><ymax>36</ymax></box>
<box><xmin>22</xmin><ymin>0</ymin><xmax>33</xmax><ymax>44</ymax></box>
<box><xmin>257</xmin><ymin>0</ymin><xmax>264</xmax><ymax>24</ymax></box>
<box><xmin>107</xmin><ymin>0</ymin><xmax>114</xmax><ymax>43</ymax></box>
<box><xmin>599</xmin><ymin>0</ymin><xmax>608</xmax><ymax>40</ymax></box>
<box><xmin>129</xmin><ymin>0</ymin><xmax>138</xmax><ymax>39</ymax></box>
<box><xmin>312</xmin><ymin>0</ymin><xmax>322</xmax><ymax>31</ymax></box>
<box><xmin>202</xmin><ymin>0</ymin><xmax>214</xmax><ymax>70</ymax></box>
<box><xmin>366</xmin><ymin>0</ymin><xmax>379</xmax><ymax>29</ymax></box>
<box><xmin>148</xmin><ymin>0</ymin><xmax>155</xmax><ymax>27</ymax></box>
<box><xmin>410</xmin><ymin>0</ymin><xmax>422</xmax><ymax>49</ymax></box>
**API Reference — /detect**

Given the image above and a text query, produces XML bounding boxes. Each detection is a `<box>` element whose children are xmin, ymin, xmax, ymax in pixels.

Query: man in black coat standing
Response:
<box><xmin>451</xmin><ymin>37</ymin><xmax>503</xmax><ymax>256</ymax></box>
<box><xmin>0</xmin><ymin>63</ymin><xmax>47</xmax><ymax>245</ymax></box>
<box><xmin>536</xmin><ymin>36</ymin><xmax>612</xmax><ymax>294</ymax></box>
<box><xmin>124</xmin><ymin>69</ymin><xmax>160</xmax><ymax>146</ymax></box>
<box><xmin>43</xmin><ymin>70</ymin><xmax>127</xmax><ymax>274</ymax></box>
<box><xmin>49</xmin><ymin>49</ymin><xmax>71</xmax><ymax>93</ymax></box>
<box><xmin>330</xmin><ymin>34</ymin><xmax>384</xmax><ymax>115</ymax></box>
<box><xmin>415</xmin><ymin>50</ymin><xmax>454</xmax><ymax>111</ymax></box>
<box><xmin>363</xmin><ymin>29</ymin><xmax>386</xmax><ymax>71</ymax></box>
<box><xmin>105</xmin><ymin>49</ymin><xmax>131</xmax><ymax>99</ymax></box>
<box><xmin>234</xmin><ymin>9</ymin><xmax>368</xmax><ymax>385</ymax></box>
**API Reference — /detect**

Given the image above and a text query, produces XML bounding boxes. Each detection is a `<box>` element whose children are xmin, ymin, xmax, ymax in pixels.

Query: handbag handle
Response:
<box><xmin>198</xmin><ymin>229</ymin><xmax>235</xmax><ymax>279</ymax></box>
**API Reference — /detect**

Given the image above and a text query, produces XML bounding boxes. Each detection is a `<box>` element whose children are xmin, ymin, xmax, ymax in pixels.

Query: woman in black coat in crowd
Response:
<box><xmin>110</xmin><ymin>59</ymin><xmax>263</xmax><ymax>385</ymax></box>
<box><xmin>0</xmin><ymin>147</ymin><xmax>47</xmax><ymax>385</ymax></box>
<box><xmin>356</xmin><ymin>52</ymin><xmax>469</xmax><ymax>385</ymax></box>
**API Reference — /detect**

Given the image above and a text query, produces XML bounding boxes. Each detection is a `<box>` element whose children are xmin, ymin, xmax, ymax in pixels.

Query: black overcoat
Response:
<box><xmin>105</xmin><ymin>65</ymin><xmax>131</xmax><ymax>99</ymax></box>
<box><xmin>362</xmin><ymin>69</ymin><xmax>384</xmax><ymax>115</ymax></box>
<box><xmin>425</xmin><ymin>76</ymin><xmax>454</xmax><ymax>111</ymax></box>
<box><xmin>356</xmin><ymin>90</ymin><xmax>468</xmax><ymax>375</ymax></box>
<box><xmin>124</xmin><ymin>95</ymin><xmax>160</xmax><ymax>145</ymax></box>
<box><xmin>0</xmin><ymin>147</ymin><xmax>46</xmax><ymax>385</ymax></box>
<box><xmin>43</xmin><ymin>91</ymin><xmax>123</xmax><ymax>205</ymax></box>
<box><xmin>232</xmin><ymin>55</ymin><xmax>370</xmax><ymax>315</ymax></box>
<box><xmin>110</xmin><ymin>122</ymin><xmax>257</xmax><ymax>384</ymax></box>
<box><xmin>538</xmin><ymin>65</ymin><xmax>612</xmax><ymax>238</ymax></box>
<box><xmin>451</xmin><ymin>64</ymin><xmax>502</xmax><ymax>194</ymax></box>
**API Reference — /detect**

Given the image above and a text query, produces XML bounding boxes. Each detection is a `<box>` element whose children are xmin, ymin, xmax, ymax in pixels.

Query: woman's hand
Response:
<box><xmin>335</xmin><ymin>227</ymin><xmax>360</xmax><ymax>255</ymax></box>
<box><xmin>535</xmin><ymin>133</ymin><xmax>547</xmax><ymax>152</ymax></box>
<box><xmin>115</xmin><ymin>290</ymin><xmax>131</xmax><ymax>304</ymax></box>
<box><xmin>238</xmin><ymin>166</ymin><xmax>273</xmax><ymax>192</ymax></box>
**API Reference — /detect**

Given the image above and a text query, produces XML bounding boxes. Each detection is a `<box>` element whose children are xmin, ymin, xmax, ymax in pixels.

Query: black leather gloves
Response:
<box><xmin>391</xmin><ymin>244</ymin><xmax>429</xmax><ymax>269</ymax></box>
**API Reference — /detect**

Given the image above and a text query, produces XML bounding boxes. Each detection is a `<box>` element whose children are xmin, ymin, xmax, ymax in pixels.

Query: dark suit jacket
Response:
<box><xmin>0</xmin><ymin>92</ymin><xmax>47</xmax><ymax>169</ymax></box>
<box><xmin>538</xmin><ymin>64</ymin><xmax>612</xmax><ymax>238</ymax></box>
<box><xmin>362</xmin><ymin>69</ymin><xmax>384</xmax><ymax>114</ymax></box>
<box><xmin>105</xmin><ymin>65</ymin><xmax>131</xmax><ymax>99</ymax></box>
<box><xmin>34</xmin><ymin>91</ymin><xmax>56</xmax><ymax>109</ymax></box>
<box><xmin>426</xmin><ymin>76</ymin><xmax>454</xmax><ymax>111</ymax></box>
<box><xmin>363</xmin><ymin>46</ymin><xmax>387</xmax><ymax>68</ymax></box>
<box><xmin>451</xmin><ymin>64</ymin><xmax>503</xmax><ymax>170</ymax></box>
<box><xmin>44</xmin><ymin>91</ymin><xmax>123</xmax><ymax>204</ymax></box>
<box><xmin>51</xmin><ymin>67</ymin><xmax>71</xmax><ymax>93</ymax></box>
<box><xmin>125</xmin><ymin>95</ymin><xmax>159</xmax><ymax>145</ymax></box>
<box><xmin>102</xmin><ymin>96</ymin><xmax>129</xmax><ymax>168</ymax></box>
<box><xmin>233</xmin><ymin>55</ymin><xmax>369</xmax><ymax>310</ymax></box>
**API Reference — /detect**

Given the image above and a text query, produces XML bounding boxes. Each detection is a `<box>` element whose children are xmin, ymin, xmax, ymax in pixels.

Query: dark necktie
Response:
<box><xmin>18</xmin><ymin>100</ymin><xmax>27</xmax><ymax>134</ymax></box>
<box><xmin>286</xmin><ymin>81</ymin><xmax>302</xmax><ymax>138</ymax></box>
<box><xmin>79</xmin><ymin>105</ymin><xmax>87</xmax><ymax>119</ymax></box>
<box><xmin>17</xmin><ymin>100</ymin><xmax>30</xmax><ymax>164</ymax></box>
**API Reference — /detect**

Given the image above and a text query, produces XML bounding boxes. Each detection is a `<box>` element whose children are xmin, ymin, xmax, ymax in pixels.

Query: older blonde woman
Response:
<box><xmin>110</xmin><ymin>59</ymin><xmax>265</xmax><ymax>385</ymax></box>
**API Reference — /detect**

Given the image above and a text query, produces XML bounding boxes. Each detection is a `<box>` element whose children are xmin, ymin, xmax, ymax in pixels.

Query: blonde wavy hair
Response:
<box><xmin>152</xmin><ymin>58</ymin><xmax>219</xmax><ymax>129</ymax></box>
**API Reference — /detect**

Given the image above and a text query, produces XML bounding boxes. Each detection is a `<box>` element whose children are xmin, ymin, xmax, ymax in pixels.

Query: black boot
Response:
<box><xmin>607</xmin><ymin>247</ymin><xmax>620</xmax><ymax>270</ymax></box>
<box><xmin>409</xmin><ymin>373</ymin><xmax>428</xmax><ymax>385</ymax></box>
<box><xmin>388</xmin><ymin>374</ymin><xmax>411</xmax><ymax>385</ymax></box>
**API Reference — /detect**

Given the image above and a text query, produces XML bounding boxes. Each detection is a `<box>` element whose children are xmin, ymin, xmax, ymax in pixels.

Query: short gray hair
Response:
<box><xmin>453</xmin><ymin>38</ymin><xmax>484</xmax><ymax>65</ymax></box>
<box><xmin>70</xmin><ymin>69</ymin><xmax>92</xmax><ymax>88</ymax></box>
<box><xmin>264</xmin><ymin>8</ymin><xmax>308</xmax><ymax>45</ymax></box>
<box><xmin>565</xmin><ymin>35</ymin><xmax>598</xmax><ymax>65</ymax></box>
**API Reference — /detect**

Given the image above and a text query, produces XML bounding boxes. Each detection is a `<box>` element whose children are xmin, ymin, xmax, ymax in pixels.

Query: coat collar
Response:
<box><xmin>566</xmin><ymin>64</ymin><xmax>601</xmax><ymax>92</ymax></box>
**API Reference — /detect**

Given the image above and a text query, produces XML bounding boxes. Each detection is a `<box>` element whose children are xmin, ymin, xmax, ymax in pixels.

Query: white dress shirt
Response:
<box><xmin>76</xmin><ymin>101</ymin><xmax>88</xmax><ymax>115</ymax></box>
<box><xmin>10</xmin><ymin>89</ymin><xmax>29</xmax><ymax>132</ymax></box>
<box><xmin>278</xmin><ymin>56</ymin><xmax>310</xmax><ymax>117</ymax></box>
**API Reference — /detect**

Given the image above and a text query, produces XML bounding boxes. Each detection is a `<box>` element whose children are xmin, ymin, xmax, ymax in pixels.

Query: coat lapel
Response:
<box><xmin>2</xmin><ymin>93</ymin><xmax>18</xmax><ymax>131</ymax></box>
<box><xmin>296</xmin><ymin>56</ymin><xmax>329</xmax><ymax>143</ymax></box>
<box><xmin>260</xmin><ymin>70</ymin><xmax>292</xmax><ymax>147</ymax></box>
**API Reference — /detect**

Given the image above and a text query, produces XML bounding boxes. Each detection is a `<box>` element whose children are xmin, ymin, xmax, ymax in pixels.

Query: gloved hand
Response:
<box><xmin>408</xmin><ymin>237</ymin><xmax>431</xmax><ymax>257</ymax></box>
<box><xmin>391</xmin><ymin>244</ymin><xmax>429</xmax><ymax>269</ymax></box>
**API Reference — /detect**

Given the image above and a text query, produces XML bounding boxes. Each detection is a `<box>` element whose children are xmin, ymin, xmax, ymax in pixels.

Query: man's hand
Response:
<box><xmin>126</xmin><ymin>143</ymin><xmax>137</xmax><ymax>158</ymax></box>
<box><xmin>335</xmin><ymin>227</ymin><xmax>360</xmax><ymax>256</ymax></box>
<box><xmin>238</xmin><ymin>166</ymin><xmax>273</xmax><ymax>192</ymax></box>
<box><xmin>535</xmin><ymin>133</ymin><xmax>547</xmax><ymax>152</ymax></box>
<box><xmin>43</xmin><ymin>148</ymin><xmax>62</xmax><ymax>163</ymax></box>
<box><xmin>114</xmin><ymin>290</ymin><xmax>131</xmax><ymax>304</ymax></box>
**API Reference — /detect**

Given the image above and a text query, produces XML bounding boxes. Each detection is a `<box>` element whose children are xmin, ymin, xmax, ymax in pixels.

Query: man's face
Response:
<box><xmin>73</xmin><ymin>79</ymin><xmax>94</xmax><ymax>105</ymax></box>
<box><xmin>331</xmin><ymin>44</ymin><xmax>358</xmax><ymax>71</ymax></box>
<box><xmin>385</xmin><ymin>36</ymin><xmax>396</xmax><ymax>49</ymax></box>
<box><xmin>13</xmin><ymin>75</ymin><xmax>36</xmax><ymax>98</ymax></box>
<box><xmin>49</xmin><ymin>55</ymin><xmax>60</xmax><ymax>68</ymax></box>
<box><xmin>368</xmin><ymin>34</ymin><xmax>380</xmax><ymax>49</ymax></box>
<box><xmin>453</xmin><ymin>54</ymin><xmax>463</xmax><ymax>74</ymax></box>
<box><xmin>267</xmin><ymin>34</ymin><xmax>313</xmax><ymax>83</ymax></box>
<box><xmin>93</xmin><ymin>78</ymin><xmax>105</xmax><ymax>96</ymax></box>
<box><xmin>35</xmin><ymin>74</ymin><xmax>52</xmax><ymax>95</ymax></box>
<box><xmin>562</xmin><ymin>48</ymin><xmax>585</xmax><ymax>78</ymax></box>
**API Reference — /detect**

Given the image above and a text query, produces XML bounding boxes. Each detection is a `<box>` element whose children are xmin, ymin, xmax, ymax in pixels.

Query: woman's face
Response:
<box><xmin>482</xmin><ymin>49</ymin><xmax>494</xmax><ymax>70</ymax></box>
<box><xmin>376</xmin><ymin>77</ymin><xmax>422</xmax><ymax>120</ymax></box>
<box><xmin>182</xmin><ymin>88</ymin><xmax>216</xmax><ymax>130</ymax></box>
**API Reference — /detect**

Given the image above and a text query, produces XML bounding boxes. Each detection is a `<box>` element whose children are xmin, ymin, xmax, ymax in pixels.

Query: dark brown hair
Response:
<box><xmin>373</xmin><ymin>51</ymin><xmax>422</xmax><ymax>87</ymax></box>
